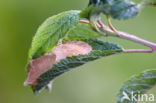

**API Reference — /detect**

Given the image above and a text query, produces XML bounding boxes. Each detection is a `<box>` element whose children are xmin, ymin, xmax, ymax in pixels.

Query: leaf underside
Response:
<box><xmin>80</xmin><ymin>0</ymin><xmax>140</xmax><ymax>20</ymax></box>
<box><xmin>33</xmin><ymin>39</ymin><xmax>123</xmax><ymax>93</ymax></box>
<box><xmin>28</xmin><ymin>10</ymin><xmax>80</xmax><ymax>61</ymax></box>
<box><xmin>117</xmin><ymin>70</ymin><xmax>156</xmax><ymax>103</ymax></box>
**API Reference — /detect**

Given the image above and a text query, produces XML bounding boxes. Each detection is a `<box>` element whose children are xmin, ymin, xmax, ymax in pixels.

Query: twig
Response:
<box><xmin>97</xmin><ymin>20</ymin><xmax>109</xmax><ymax>31</ymax></box>
<box><xmin>107</xmin><ymin>16</ymin><xmax>118</xmax><ymax>33</ymax></box>
<box><xmin>79</xmin><ymin>19</ymin><xmax>156</xmax><ymax>53</ymax></box>
<box><xmin>79</xmin><ymin>20</ymin><xmax>90</xmax><ymax>24</ymax></box>
<box><xmin>102</xmin><ymin>20</ymin><xmax>156</xmax><ymax>53</ymax></box>
<box><xmin>124</xmin><ymin>49</ymin><xmax>153</xmax><ymax>53</ymax></box>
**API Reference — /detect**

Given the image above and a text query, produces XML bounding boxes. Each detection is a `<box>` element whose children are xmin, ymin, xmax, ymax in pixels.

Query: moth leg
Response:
<box><xmin>46</xmin><ymin>81</ymin><xmax>53</xmax><ymax>92</ymax></box>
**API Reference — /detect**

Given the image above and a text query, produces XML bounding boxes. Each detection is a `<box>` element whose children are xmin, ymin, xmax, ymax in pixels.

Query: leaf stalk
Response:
<box><xmin>80</xmin><ymin>19</ymin><xmax>156</xmax><ymax>53</ymax></box>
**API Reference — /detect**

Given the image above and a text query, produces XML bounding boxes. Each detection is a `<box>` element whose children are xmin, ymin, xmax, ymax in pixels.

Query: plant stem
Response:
<box><xmin>124</xmin><ymin>49</ymin><xmax>153</xmax><ymax>53</ymax></box>
<box><xmin>106</xmin><ymin>16</ymin><xmax>117</xmax><ymax>32</ymax></box>
<box><xmin>80</xmin><ymin>19</ymin><xmax>156</xmax><ymax>53</ymax></box>
<box><xmin>116</xmin><ymin>31</ymin><xmax>156</xmax><ymax>50</ymax></box>
<box><xmin>97</xmin><ymin>20</ymin><xmax>109</xmax><ymax>31</ymax></box>
<box><xmin>79</xmin><ymin>20</ymin><xmax>90</xmax><ymax>24</ymax></box>
<box><xmin>105</xmin><ymin>19</ymin><xmax>156</xmax><ymax>51</ymax></box>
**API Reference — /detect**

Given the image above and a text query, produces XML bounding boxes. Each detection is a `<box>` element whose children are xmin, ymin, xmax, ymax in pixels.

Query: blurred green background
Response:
<box><xmin>0</xmin><ymin>0</ymin><xmax>156</xmax><ymax>103</ymax></box>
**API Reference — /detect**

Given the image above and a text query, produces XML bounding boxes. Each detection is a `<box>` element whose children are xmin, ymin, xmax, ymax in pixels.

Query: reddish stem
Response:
<box><xmin>117</xmin><ymin>31</ymin><xmax>156</xmax><ymax>50</ymax></box>
<box><xmin>79</xmin><ymin>20</ymin><xmax>156</xmax><ymax>53</ymax></box>
<box><xmin>80</xmin><ymin>20</ymin><xmax>90</xmax><ymax>24</ymax></box>
<box><xmin>107</xmin><ymin>17</ymin><xmax>118</xmax><ymax>32</ymax></box>
<box><xmin>99</xmin><ymin>20</ymin><xmax>156</xmax><ymax>53</ymax></box>
<box><xmin>124</xmin><ymin>49</ymin><xmax>153</xmax><ymax>53</ymax></box>
<box><xmin>97</xmin><ymin>20</ymin><xmax>110</xmax><ymax>31</ymax></box>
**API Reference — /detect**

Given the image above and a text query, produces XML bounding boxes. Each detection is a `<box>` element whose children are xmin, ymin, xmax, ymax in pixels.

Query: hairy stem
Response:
<box><xmin>80</xmin><ymin>19</ymin><xmax>156</xmax><ymax>53</ymax></box>
<box><xmin>105</xmin><ymin>19</ymin><xmax>156</xmax><ymax>51</ymax></box>
<box><xmin>116</xmin><ymin>31</ymin><xmax>156</xmax><ymax>50</ymax></box>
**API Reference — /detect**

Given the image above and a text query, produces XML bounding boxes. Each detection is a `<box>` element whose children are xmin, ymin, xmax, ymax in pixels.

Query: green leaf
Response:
<box><xmin>80</xmin><ymin>0</ymin><xmax>140</xmax><ymax>20</ymax></box>
<box><xmin>33</xmin><ymin>38</ymin><xmax>123</xmax><ymax>93</ymax></box>
<box><xmin>79</xmin><ymin>5</ymin><xmax>94</xmax><ymax>19</ymax></box>
<box><xmin>117</xmin><ymin>70</ymin><xmax>156</xmax><ymax>103</ymax></box>
<box><xmin>28</xmin><ymin>10</ymin><xmax>80</xmax><ymax>60</ymax></box>
<box><xmin>110</xmin><ymin>1</ymin><xmax>139</xmax><ymax>19</ymax></box>
<box><xmin>67</xmin><ymin>23</ymin><xmax>98</xmax><ymax>40</ymax></box>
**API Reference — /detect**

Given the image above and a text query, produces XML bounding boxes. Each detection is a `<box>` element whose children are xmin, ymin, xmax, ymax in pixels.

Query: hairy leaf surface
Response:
<box><xmin>28</xmin><ymin>10</ymin><xmax>80</xmax><ymax>60</ymax></box>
